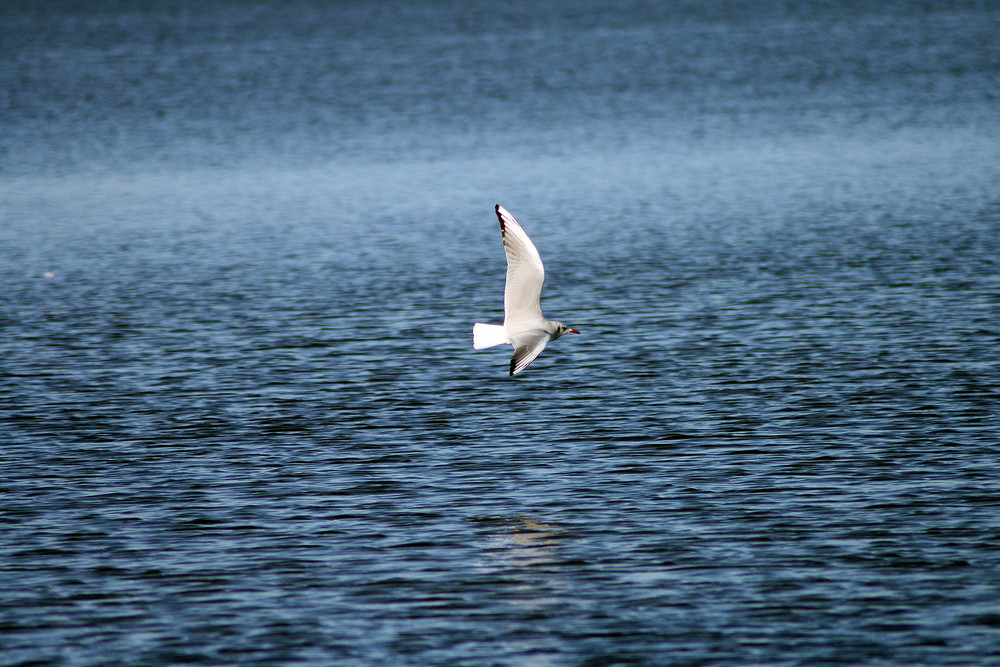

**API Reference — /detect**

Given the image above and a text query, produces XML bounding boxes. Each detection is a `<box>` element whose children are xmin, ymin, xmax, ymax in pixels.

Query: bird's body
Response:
<box><xmin>473</xmin><ymin>205</ymin><xmax>578</xmax><ymax>375</ymax></box>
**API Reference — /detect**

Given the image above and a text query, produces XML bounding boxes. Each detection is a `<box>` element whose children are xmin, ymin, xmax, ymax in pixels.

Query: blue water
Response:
<box><xmin>3</xmin><ymin>1</ymin><xmax>1000</xmax><ymax>664</ymax></box>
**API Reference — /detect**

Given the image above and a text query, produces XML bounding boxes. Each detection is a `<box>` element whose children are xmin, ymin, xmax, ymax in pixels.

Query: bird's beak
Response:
<box><xmin>568</xmin><ymin>329</ymin><xmax>580</xmax><ymax>334</ymax></box>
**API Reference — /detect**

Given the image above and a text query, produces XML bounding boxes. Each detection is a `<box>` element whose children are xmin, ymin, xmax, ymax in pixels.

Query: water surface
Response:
<box><xmin>2</xmin><ymin>1</ymin><xmax>1000</xmax><ymax>664</ymax></box>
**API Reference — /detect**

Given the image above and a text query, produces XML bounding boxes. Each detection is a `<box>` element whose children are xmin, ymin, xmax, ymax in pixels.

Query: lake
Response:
<box><xmin>2</xmin><ymin>0</ymin><xmax>1000</xmax><ymax>664</ymax></box>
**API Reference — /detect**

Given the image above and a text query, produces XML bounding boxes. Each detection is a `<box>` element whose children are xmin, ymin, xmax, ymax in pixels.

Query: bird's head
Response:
<box><xmin>551</xmin><ymin>322</ymin><xmax>580</xmax><ymax>339</ymax></box>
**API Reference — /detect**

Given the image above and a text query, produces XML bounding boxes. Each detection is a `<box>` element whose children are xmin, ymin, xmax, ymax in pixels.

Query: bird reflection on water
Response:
<box><xmin>483</xmin><ymin>516</ymin><xmax>565</xmax><ymax>569</ymax></box>
<box><xmin>476</xmin><ymin>515</ymin><xmax>570</xmax><ymax>609</ymax></box>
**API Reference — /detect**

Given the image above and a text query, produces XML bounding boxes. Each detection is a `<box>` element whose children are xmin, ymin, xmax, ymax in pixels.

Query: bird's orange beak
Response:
<box><xmin>568</xmin><ymin>329</ymin><xmax>580</xmax><ymax>334</ymax></box>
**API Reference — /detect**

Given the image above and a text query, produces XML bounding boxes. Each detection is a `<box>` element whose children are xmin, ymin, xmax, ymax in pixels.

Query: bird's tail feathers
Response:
<box><xmin>473</xmin><ymin>323</ymin><xmax>508</xmax><ymax>349</ymax></box>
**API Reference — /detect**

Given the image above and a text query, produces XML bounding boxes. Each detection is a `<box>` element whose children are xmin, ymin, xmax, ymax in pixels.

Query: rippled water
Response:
<box><xmin>3</xmin><ymin>1</ymin><xmax>1000</xmax><ymax>664</ymax></box>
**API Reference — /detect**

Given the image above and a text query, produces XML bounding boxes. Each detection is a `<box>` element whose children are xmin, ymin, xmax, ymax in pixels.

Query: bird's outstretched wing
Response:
<box><xmin>496</xmin><ymin>205</ymin><xmax>545</xmax><ymax>327</ymax></box>
<box><xmin>509</xmin><ymin>331</ymin><xmax>550</xmax><ymax>376</ymax></box>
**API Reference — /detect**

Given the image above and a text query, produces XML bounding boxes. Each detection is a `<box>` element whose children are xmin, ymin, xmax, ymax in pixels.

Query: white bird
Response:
<box><xmin>473</xmin><ymin>205</ymin><xmax>579</xmax><ymax>376</ymax></box>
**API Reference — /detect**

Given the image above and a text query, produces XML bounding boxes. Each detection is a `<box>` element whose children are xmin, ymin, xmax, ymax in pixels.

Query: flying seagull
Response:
<box><xmin>473</xmin><ymin>204</ymin><xmax>579</xmax><ymax>375</ymax></box>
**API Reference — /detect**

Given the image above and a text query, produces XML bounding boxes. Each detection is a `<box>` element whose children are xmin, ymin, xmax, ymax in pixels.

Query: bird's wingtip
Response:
<box><xmin>495</xmin><ymin>204</ymin><xmax>507</xmax><ymax>230</ymax></box>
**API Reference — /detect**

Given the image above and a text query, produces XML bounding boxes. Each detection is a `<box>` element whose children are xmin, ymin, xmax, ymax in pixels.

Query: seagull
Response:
<box><xmin>473</xmin><ymin>205</ymin><xmax>579</xmax><ymax>376</ymax></box>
